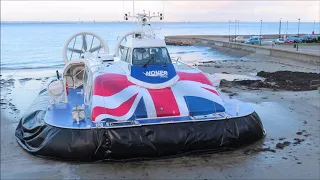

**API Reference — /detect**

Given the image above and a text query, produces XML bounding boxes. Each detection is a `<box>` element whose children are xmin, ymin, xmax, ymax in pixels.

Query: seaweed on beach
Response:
<box><xmin>257</xmin><ymin>71</ymin><xmax>320</xmax><ymax>91</ymax></box>
<box><xmin>220</xmin><ymin>71</ymin><xmax>320</xmax><ymax>91</ymax></box>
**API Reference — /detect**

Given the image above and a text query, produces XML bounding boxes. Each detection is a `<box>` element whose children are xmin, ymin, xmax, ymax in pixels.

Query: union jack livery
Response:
<box><xmin>16</xmin><ymin>12</ymin><xmax>265</xmax><ymax>161</ymax></box>
<box><xmin>91</xmin><ymin>66</ymin><xmax>225</xmax><ymax>123</ymax></box>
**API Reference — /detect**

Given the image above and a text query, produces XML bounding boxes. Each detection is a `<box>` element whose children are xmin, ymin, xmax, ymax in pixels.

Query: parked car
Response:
<box><xmin>307</xmin><ymin>35</ymin><xmax>317</xmax><ymax>42</ymax></box>
<box><xmin>245</xmin><ymin>37</ymin><xmax>260</xmax><ymax>45</ymax></box>
<box><xmin>274</xmin><ymin>38</ymin><xmax>285</xmax><ymax>44</ymax></box>
<box><xmin>301</xmin><ymin>35</ymin><xmax>317</xmax><ymax>43</ymax></box>
<box><xmin>300</xmin><ymin>36</ymin><xmax>308</xmax><ymax>43</ymax></box>
<box><xmin>285</xmin><ymin>39</ymin><xmax>294</xmax><ymax>44</ymax></box>
<box><xmin>232</xmin><ymin>36</ymin><xmax>246</xmax><ymax>43</ymax></box>
<box><xmin>287</xmin><ymin>36</ymin><xmax>303</xmax><ymax>43</ymax></box>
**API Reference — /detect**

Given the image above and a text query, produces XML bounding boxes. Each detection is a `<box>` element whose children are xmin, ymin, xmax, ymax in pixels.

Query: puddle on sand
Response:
<box><xmin>11</xmin><ymin>80</ymin><xmax>44</xmax><ymax>114</ymax></box>
<box><xmin>1</xmin><ymin>79</ymin><xmax>45</xmax><ymax>121</ymax></box>
<box><xmin>249</xmin><ymin>101</ymin><xmax>303</xmax><ymax>137</ymax></box>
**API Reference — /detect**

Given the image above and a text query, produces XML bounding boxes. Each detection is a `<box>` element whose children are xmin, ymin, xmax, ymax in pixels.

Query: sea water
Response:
<box><xmin>1</xmin><ymin>22</ymin><xmax>318</xmax><ymax>72</ymax></box>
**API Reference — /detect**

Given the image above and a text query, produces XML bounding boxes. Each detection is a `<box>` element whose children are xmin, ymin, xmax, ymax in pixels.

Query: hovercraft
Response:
<box><xmin>15</xmin><ymin>13</ymin><xmax>265</xmax><ymax>161</ymax></box>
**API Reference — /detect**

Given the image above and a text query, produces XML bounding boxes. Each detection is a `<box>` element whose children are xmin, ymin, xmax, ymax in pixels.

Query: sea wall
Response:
<box><xmin>165</xmin><ymin>36</ymin><xmax>320</xmax><ymax>65</ymax></box>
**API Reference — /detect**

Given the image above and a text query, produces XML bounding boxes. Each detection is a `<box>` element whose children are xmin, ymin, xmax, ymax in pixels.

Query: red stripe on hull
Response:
<box><xmin>92</xmin><ymin>94</ymin><xmax>138</xmax><ymax>121</ymax></box>
<box><xmin>93</xmin><ymin>74</ymin><xmax>134</xmax><ymax>96</ymax></box>
<box><xmin>177</xmin><ymin>72</ymin><xmax>213</xmax><ymax>86</ymax></box>
<box><xmin>148</xmin><ymin>88</ymin><xmax>180</xmax><ymax>117</ymax></box>
<box><xmin>202</xmin><ymin>87</ymin><xmax>220</xmax><ymax>96</ymax></box>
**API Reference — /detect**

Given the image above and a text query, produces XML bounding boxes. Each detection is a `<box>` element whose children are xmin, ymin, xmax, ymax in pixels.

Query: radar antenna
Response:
<box><xmin>124</xmin><ymin>11</ymin><xmax>163</xmax><ymax>27</ymax></box>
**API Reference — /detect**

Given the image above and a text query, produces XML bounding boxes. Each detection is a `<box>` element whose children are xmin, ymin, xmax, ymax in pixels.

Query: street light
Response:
<box><xmin>279</xmin><ymin>18</ymin><xmax>282</xmax><ymax>38</ymax></box>
<box><xmin>238</xmin><ymin>20</ymin><xmax>240</xmax><ymax>35</ymax></box>
<box><xmin>235</xmin><ymin>20</ymin><xmax>237</xmax><ymax>40</ymax></box>
<box><xmin>298</xmin><ymin>18</ymin><xmax>300</xmax><ymax>37</ymax></box>
<box><xmin>228</xmin><ymin>20</ymin><xmax>231</xmax><ymax>41</ymax></box>
<box><xmin>286</xmin><ymin>20</ymin><xmax>288</xmax><ymax>38</ymax></box>
<box><xmin>260</xmin><ymin>20</ymin><xmax>262</xmax><ymax>45</ymax></box>
<box><xmin>313</xmin><ymin>20</ymin><xmax>315</xmax><ymax>34</ymax></box>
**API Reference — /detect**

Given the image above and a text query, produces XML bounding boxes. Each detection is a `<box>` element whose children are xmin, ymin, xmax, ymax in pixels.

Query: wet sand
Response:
<box><xmin>1</xmin><ymin>50</ymin><xmax>320</xmax><ymax>179</ymax></box>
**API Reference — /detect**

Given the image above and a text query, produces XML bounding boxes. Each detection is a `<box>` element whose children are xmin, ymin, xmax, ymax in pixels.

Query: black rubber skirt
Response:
<box><xmin>15</xmin><ymin>91</ymin><xmax>265</xmax><ymax>161</ymax></box>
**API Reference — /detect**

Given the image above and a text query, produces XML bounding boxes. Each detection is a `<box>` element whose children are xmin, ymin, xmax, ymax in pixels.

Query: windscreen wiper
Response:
<box><xmin>143</xmin><ymin>56</ymin><xmax>154</xmax><ymax>68</ymax></box>
<box><xmin>163</xmin><ymin>59</ymin><xmax>167</xmax><ymax>67</ymax></box>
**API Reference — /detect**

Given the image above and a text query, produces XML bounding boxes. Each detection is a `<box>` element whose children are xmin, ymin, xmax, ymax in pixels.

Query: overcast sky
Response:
<box><xmin>1</xmin><ymin>1</ymin><xmax>319</xmax><ymax>22</ymax></box>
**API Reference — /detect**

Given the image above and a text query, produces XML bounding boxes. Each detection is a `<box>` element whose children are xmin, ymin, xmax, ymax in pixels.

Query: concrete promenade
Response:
<box><xmin>165</xmin><ymin>35</ymin><xmax>320</xmax><ymax>65</ymax></box>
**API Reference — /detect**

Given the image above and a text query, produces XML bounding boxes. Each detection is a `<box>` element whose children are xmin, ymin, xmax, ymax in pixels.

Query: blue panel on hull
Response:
<box><xmin>184</xmin><ymin>96</ymin><xmax>225</xmax><ymax>116</ymax></box>
<box><xmin>130</xmin><ymin>64</ymin><xmax>177</xmax><ymax>84</ymax></box>
<box><xmin>44</xmin><ymin>88</ymin><xmax>97</xmax><ymax>128</ymax></box>
<box><xmin>132</xmin><ymin>97</ymin><xmax>148</xmax><ymax>119</ymax></box>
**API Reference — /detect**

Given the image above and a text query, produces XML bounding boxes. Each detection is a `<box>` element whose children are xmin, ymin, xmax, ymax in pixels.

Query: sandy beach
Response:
<box><xmin>1</xmin><ymin>44</ymin><xmax>320</xmax><ymax>179</ymax></box>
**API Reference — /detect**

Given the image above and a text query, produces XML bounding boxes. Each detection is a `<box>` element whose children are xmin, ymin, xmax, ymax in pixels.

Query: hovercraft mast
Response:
<box><xmin>114</xmin><ymin>11</ymin><xmax>164</xmax><ymax>57</ymax></box>
<box><xmin>124</xmin><ymin>10</ymin><xmax>164</xmax><ymax>26</ymax></box>
<box><xmin>124</xmin><ymin>11</ymin><xmax>164</xmax><ymax>38</ymax></box>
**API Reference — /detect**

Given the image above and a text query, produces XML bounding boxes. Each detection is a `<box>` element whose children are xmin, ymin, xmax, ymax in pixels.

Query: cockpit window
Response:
<box><xmin>132</xmin><ymin>47</ymin><xmax>171</xmax><ymax>66</ymax></box>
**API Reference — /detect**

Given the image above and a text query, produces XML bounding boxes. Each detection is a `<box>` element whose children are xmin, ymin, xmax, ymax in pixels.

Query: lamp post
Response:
<box><xmin>286</xmin><ymin>21</ymin><xmax>288</xmax><ymax>38</ymax></box>
<box><xmin>313</xmin><ymin>20</ymin><xmax>315</xmax><ymax>34</ymax></box>
<box><xmin>279</xmin><ymin>18</ymin><xmax>282</xmax><ymax>38</ymax></box>
<box><xmin>133</xmin><ymin>1</ymin><xmax>135</xmax><ymax>16</ymax></box>
<box><xmin>238</xmin><ymin>20</ymin><xmax>240</xmax><ymax>36</ymax></box>
<box><xmin>235</xmin><ymin>20</ymin><xmax>237</xmax><ymax>40</ymax></box>
<box><xmin>260</xmin><ymin>20</ymin><xmax>262</xmax><ymax>45</ymax></box>
<box><xmin>298</xmin><ymin>18</ymin><xmax>300</xmax><ymax>37</ymax></box>
<box><xmin>228</xmin><ymin>20</ymin><xmax>231</xmax><ymax>41</ymax></box>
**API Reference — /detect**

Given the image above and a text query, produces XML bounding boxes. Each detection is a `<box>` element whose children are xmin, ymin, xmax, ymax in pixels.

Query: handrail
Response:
<box><xmin>172</xmin><ymin>56</ymin><xmax>196</xmax><ymax>68</ymax></box>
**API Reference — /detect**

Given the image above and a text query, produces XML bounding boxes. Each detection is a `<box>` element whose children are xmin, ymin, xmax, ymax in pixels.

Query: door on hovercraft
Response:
<box><xmin>83</xmin><ymin>67</ymin><xmax>93</xmax><ymax>119</ymax></box>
